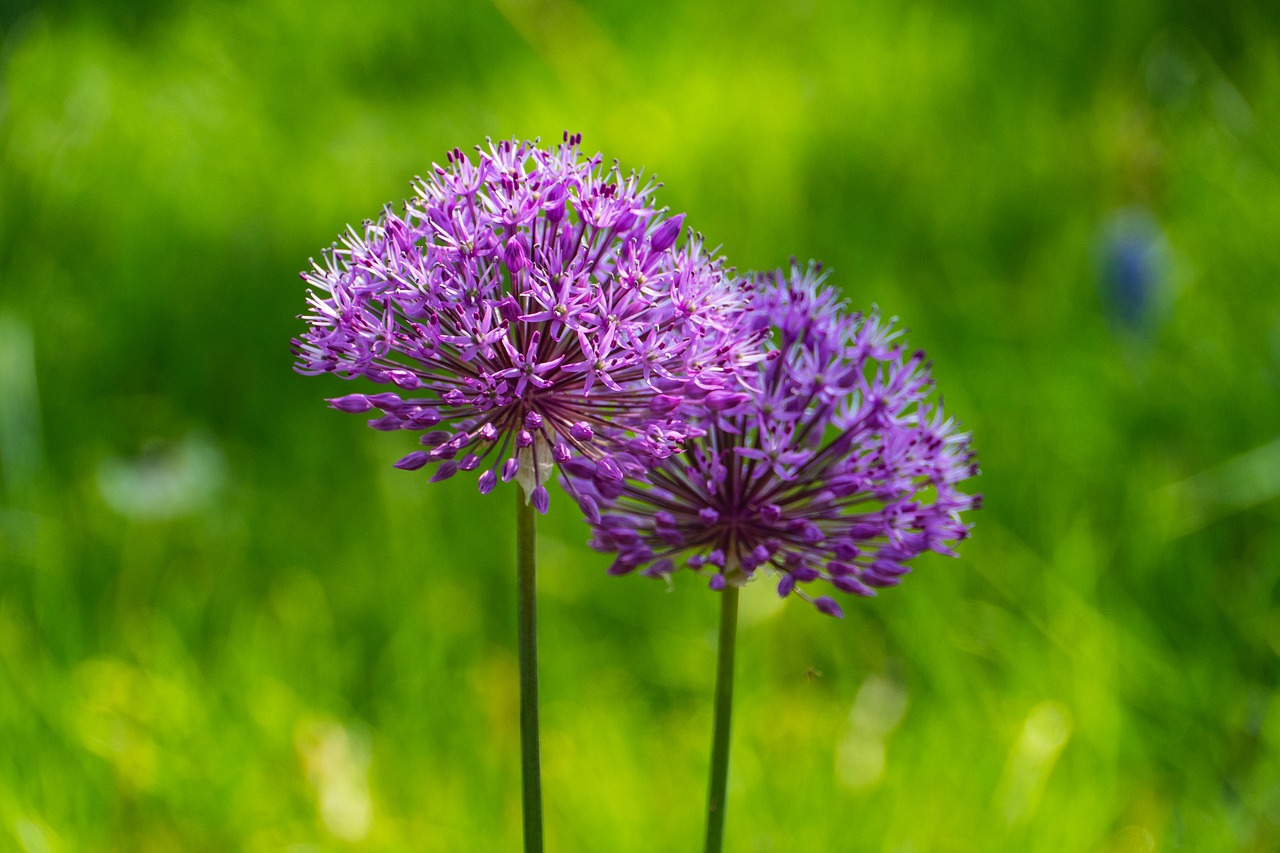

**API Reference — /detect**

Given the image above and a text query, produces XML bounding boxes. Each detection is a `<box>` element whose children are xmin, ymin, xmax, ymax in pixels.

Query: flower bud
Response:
<box><xmin>649</xmin><ymin>214</ymin><xmax>684</xmax><ymax>253</ymax></box>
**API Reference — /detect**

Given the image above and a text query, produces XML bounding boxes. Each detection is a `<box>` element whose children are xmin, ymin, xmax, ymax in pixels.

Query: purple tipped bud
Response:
<box><xmin>760</xmin><ymin>504</ymin><xmax>783</xmax><ymax>524</ymax></box>
<box><xmin>649</xmin><ymin>558</ymin><xmax>675</xmax><ymax>576</ymax></box>
<box><xmin>707</xmin><ymin>549</ymin><xmax>726</xmax><ymax>568</ymax></box>
<box><xmin>420</xmin><ymin>430</ymin><xmax>450</xmax><ymax>447</ymax></box>
<box><xmin>553</xmin><ymin>442</ymin><xmax>571</xmax><ymax>462</ymax></box>
<box><xmin>532</xmin><ymin>485</ymin><xmax>550</xmax><ymax>514</ymax></box>
<box><xmin>328</xmin><ymin>394</ymin><xmax>373</xmax><ymax>413</ymax></box>
<box><xmin>394</xmin><ymin>451</ymin><xmax>430</xmax><ymax>470</ymax></box>
<box><xmin>777</xmin><ymin>574</ymin><xmax>797</xmax><ymax>598</ymax></box>
<box><xmin>833</xmin><ymin>541</ymin><xmax>860</xmax><ymax>560</ymax></box>
<box><xmin>502</xmin><ymin>458</ymin><xmax>520</xmax><ymax>481</ymax></box>
<box><xmin>478</xmin><ymin>423</ymin><xmax>498</xmax><ymax>441</ymax></box>
<box><xmin>709</xmin><ymin>573</ymin><xmax>727</xmax><ymax>591</ymax></box>
<box><xmin>698</xmin><ymin>507</ymin><xmax>720</xmax><ymax>525</ymax></box>
<box><xmin>649</xmin><ymin>214</ymin><xmax>684</xmax><ymax>253</ymax></box>
<box><xmin>407</xmin><ymin>407</ymin><xmax>441</xmax><ymax>427</ymax></box>
<box><xmin>478</xmin><ymin>470</ymin><xmax>497</xmax><ymax>494</ymax></box>
<box><xmin>814</xmin><ymin>596</ymin><xmax>844</xmax><ymax>618</ymax></box>
<box><xmin>387</xmin><ymin>369</ymin><xmax>421</xmax><ymax>390</ymax></box>
<box><xmin>430</xmin><ymin>461</ymin><xmax>459</xmax><ymax>482</ymax></box>
<box><xmin>366</xmin><ymin>392</ymin><xmax>402</xmax><ymax>408</ymax></box>
<box><xmin>871</xmin><ymin>557</ymin><xmax>909</xmax><ymax>577</ymax></box>
<box><xmin>597</xmin><ymin>457</ymin><xmax>623</xmax><ymax>481</ymax></box>
<box><xmin>794</xmin><ymin>565</ymin><xmax>820</xmax><ymax>582</ymax></box>
<box><xmin>832</xmin><ymin>576</ymin><xmax>876</xmax><ymax>597</ymax></box>
<box><xmin>570</xmin><ymin>422</ymin><xmax>594</xmax><ymax>441</ymax></box>
<box><xmin>704</xmin><ymin>390</ymin><xmax>748</xmax><ymax>411</ymax></box>
<box><xmin>562</xmin><ymin>458</ymin><xmax>594</xmax><ymax>478</ymax></box>
<box><xmin>459</xmin><ymin>453</ymin><xmax>481</xmax><ymax>471</ymax></box>
<box><xmin>649</xmin><ymin>394</ymin><xmax>682</xmax><ymax>414</ymax></box>
<box><xmin>613</xmin><ymin>209</ymin><xmax>637</xmax><ymax>232</ymax></box>
<box><xmin>497</xmin><ymin>295</ymin><xmax>521</xmax><ymax>323</ymax></box>
<box><xmin>597</xmin><ymin>478</ymin><xmax>625</xmax><ymax>502</ymax></box>
<box><xmin>608</xmin><ymin>557</ymin><xmax>638</xmax><ymax>575</ymax></box>
<box><xmin>504</xmin><ymin>239</ymin><xmax>526</xmax><ymax>272</ymax></box>
<box><xmin>524</xmin><ymin>411</ymin><xmax>543</xmax><ymax>429</ymax></box>
<box><xmin>517</xmin><ymin>430</ymin><xmax>534</xmax><ymax>448</ymax></box>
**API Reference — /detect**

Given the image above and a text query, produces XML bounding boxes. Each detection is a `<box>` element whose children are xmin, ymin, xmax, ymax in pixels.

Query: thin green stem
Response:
<box><xmin>703</xmin><ymin>584</ymin><xmax>740</xmax><ymax>853</ymax></box>
<box><xmin>516</xmin><ymin>491</ymin><xmax>543</xmax><ymax>853</ymax></box>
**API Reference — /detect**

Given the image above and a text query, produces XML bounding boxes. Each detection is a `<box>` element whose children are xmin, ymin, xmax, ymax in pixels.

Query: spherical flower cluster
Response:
<box><xmin>294</xmin><ymin>134</ymin><xmax>763</xmax><ymax>511</ymax></box>
<box><xmin>568</xmin><ymin>262</ymin><xmax>981</xmax><ymax>615</ymax></box>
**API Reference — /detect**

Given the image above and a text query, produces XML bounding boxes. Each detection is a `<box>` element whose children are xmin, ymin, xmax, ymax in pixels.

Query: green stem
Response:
<box><xmin>703</xmin><ymin>584</ymin><xmax>740</xmax><ymax>853</ymax></box>
<box><xmin>516</xmin><ymin>491</ymin><xmax>543</xmax><ymax>853</ymax></box>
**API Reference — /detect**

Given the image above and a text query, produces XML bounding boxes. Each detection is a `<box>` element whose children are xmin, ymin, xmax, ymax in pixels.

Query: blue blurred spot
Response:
<box><xmin>1097</xmin><ymin>207</ymin><xmax>1170</xmax><ymax>334</ymax></box>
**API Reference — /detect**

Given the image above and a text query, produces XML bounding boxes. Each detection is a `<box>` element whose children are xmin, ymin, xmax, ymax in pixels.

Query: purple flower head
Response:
<box><xmin>569</xmin><ymin>261</ymin><xmax>981</xmax><ymax>614</ymax></box>
<box><xmin>294</xmin><ymin>134</ymin><xmax>764</xmax><ymax>510</ymax></box>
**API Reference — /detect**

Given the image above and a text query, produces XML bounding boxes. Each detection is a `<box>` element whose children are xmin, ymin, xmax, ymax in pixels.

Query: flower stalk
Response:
<box><xmin>703</xmin><ymin>584</ymin><xmax>739</xmax><ymax>853</ymax></box>
<box><xmin>516</xmin><ymin>489</ymin><xmax>543</xmax><ymax>853</ymax></box>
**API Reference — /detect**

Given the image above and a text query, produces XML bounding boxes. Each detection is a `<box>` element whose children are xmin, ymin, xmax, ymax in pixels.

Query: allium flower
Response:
<box><xmin>569</xmin><ymin>262</ymin><xmax>981</xmax><ymax>616</ymax></box>
<box><xmin>293</xmin><ymin>134</ymin><xmax>762</xmax><ymax>511</ymax></box>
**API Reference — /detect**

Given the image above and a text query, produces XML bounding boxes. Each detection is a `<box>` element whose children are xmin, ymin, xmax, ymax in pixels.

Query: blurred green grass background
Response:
<box><xmin>2</xmin><ymin>0</ymin><xmax>1279</xmax><ymax>850</ymax></box>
